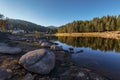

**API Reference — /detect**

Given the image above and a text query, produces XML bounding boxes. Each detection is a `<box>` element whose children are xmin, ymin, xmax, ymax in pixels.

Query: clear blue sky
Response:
<box><xmin>0</xmin><ymin>0</ymin><xmax>120</xmax><ymax>26</ymax></box>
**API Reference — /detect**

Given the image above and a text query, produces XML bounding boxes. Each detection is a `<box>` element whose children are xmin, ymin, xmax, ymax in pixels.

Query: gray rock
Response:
<box><xmin>0</xmin><ymin>46</ymin><xmax>22</xmax><ymax>54</ymax></box>
<box><xmin>77</xmin><ymin>71</ymin><xmax>85</xmax><ymax>77</ymax></box>
<box><xmin>41</xmin><ymin>42</ymin><xmax>51</xmax><ymax>47</ymax></box>
<box><xmin>23</xmin><ymin>73</ymin><xmax>34</xmax><ymax>80</ymax></box>
<box><xmin>39</xmin><ymin>40</ymin><xmax>46</xmax><ymax>44</ymax></box>
<box><xmin>76</xmin><ymin>50</ymin><xmax>84</xmax><ymax>53</ymax></box>
<box><xmin>89</xmin><ymin>72</ymin><xmax>107</xmax><ymax>80</ymax></box>
<box><xmin>19</xmin><ymin>49</ymin><xmax>55</xmax><ymax>74</ymax></box>
<box><xmin>0</xmin><ymin>43</ymin><xmax>8</xmax><ymax>46</ymax></box>
<box><xmin>39</xmin><ymin>41</ymin><xmax>42</xmax><ymax>44</ymax></box>
<box><xmin>0</xmin><ymin>68</ymin><xmax>11</xmax><ymax>80</ymax></box>
<box><xmin>50</xmin><ymin>45</ymin><xmax>63</xmax><ymax>51</ymax></box>
<box><xmin>0</xmin><ymin>32</ymin><xmax>9</xmax><ymax>42</ymax></box>
<box><xmin>69</xmin><ymin>48</ymin><xmax>74</xmax><ymax>53</ymax></box>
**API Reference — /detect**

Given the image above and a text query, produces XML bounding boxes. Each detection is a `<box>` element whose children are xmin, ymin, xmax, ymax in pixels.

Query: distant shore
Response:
<box><xmin>55</xmin><ymin>31</ymin><xmax>120</xmax><ymax>39</ymax></box>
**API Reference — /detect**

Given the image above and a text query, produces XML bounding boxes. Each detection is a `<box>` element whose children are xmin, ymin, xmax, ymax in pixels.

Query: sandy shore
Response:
<box><xmin>55</xmin><ymin>31</ymin><xmax>120</xmax><ymax>39</ymax></box>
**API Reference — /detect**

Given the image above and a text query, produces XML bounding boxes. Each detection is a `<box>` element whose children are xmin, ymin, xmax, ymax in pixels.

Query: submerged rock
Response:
<box><xmin>69</xmin><ymin>48</ymin><xmax>74</xmax><ymax>53</ymax></box>
<box><xmin>19</xmin><ymin>49</ymin><xmax>55</xmax><ymax>74</ymax></box>
<box><xmin>76</xmin><ymin>50</ymin><xmax>84</xmax><ymax>53</ymax></box>
<box><xmin>54</xmin><ymin>43</ymin><xmax>59</xmax><ymax>45</ymax></box>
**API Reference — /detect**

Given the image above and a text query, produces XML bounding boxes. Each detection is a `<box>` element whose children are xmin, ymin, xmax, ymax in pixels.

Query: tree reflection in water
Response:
<box><xmin>58</xmin><ymin>36</ymin><xmax>120</xmax><ymax>52</ymax></box>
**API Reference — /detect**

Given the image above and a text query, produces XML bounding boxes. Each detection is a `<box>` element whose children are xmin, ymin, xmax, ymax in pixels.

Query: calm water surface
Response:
<box><xmin>50</xmin><ymin>36</ymin><xmax>120</xmax><ymax>80</ymax></box>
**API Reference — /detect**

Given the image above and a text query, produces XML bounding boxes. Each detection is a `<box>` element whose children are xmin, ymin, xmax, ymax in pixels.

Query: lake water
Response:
<box><xmin>49</xmin><ymin>36</ymin><xmax>120</xmax><ymax>80</ymax></box>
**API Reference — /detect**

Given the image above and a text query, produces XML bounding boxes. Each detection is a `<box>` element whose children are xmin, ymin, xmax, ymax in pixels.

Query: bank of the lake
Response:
<box><xmin>0</xmin><ymin>33</ymin><xmax>111</xmax><ymax>80</ymax></box>
<box><xmin>55</xmin><ymin>31</ymin><xmax>120</xmax><ymax>39</ymax></box>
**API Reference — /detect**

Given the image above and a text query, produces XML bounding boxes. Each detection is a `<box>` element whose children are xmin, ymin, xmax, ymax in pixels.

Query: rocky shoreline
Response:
<box><xmin>0</xmin><ymin>33</ymin><xmax>110</xmax><ymax>80</ymax></box>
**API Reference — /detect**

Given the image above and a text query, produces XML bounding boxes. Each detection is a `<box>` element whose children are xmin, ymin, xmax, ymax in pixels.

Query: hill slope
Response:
<box><xmin>6</xmin><ymin>19</ymin><xmax>47</xmax><ymax>32</ymax></box>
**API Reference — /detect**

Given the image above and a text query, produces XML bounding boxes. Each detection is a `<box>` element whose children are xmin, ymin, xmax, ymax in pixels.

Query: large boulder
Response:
<box><xmin>50</xmin><ymin>45</ymin><xmax>63</xmax><ymax>51</ymax></box>
<box><xmin>0</xmin><ymin>68</ymin><xmax>11</xmax><ymax>80</ymax></box>
<box><xmin>19</xmin><ymin>49</ymin><xmax>55</xmax><ymax>74</ymax></box>
<box><xmin>0</xmin><ymin>46</ymin><xmax>22</xmax><ymax>54</ymax></box>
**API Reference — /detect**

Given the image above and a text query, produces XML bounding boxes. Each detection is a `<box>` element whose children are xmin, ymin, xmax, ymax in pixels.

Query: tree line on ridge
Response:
<box><xmin>58</xmin><ymin>15</ymin><xmax>120</xmax><ymax>33</ymax></box>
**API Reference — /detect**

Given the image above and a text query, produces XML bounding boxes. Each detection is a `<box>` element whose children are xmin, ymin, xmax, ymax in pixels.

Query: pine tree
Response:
<box><xmin>117</xmin><ymin>15</ymin><xmax>120</xmax><ymax>30</ymax></box>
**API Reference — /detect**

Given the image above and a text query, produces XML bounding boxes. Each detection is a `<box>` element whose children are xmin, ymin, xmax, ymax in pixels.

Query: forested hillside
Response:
<box><xmin>6</xmin><ymin>19</ymin><xmax>58</xmax><ymax>33</ymax></box>
<box><xmin>58</xmin><ymin>15</ymin><xmax>120</xmax><ymax>33</ymax></box>
<box><xmin>0</xmin><ymin>13</ymin><xmax>57</xmax><ymax>33</ymax></box>
<box><xmin>46</xmin><ymin>26</ymin><xmax>58</xmax><ymax>34</ymax></box>
<box><xmin>6</xmin><ymin>19</ymin><xmax>47</xmax><ymax>32</ymax></box>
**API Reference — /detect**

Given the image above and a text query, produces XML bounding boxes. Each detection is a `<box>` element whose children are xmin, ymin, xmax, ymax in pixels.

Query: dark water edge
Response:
<box><xmin>1</xmin><ymin>33</ymin><xmax>119</xmax><ymax>80</ymax></box>
<box><xmin>72</xmin><ymin>52</ymin><xmax>120</xmax><ymax>80</ymax></box>
<box><xmin>16</xmin><ymin>35</ymin><xmax>120</xmax><ymax>79</ymax></box>
<box><xmin>1</xmin><ymin>34</ymin><xmax>110</xmax><ymax>80</ymax></box>
<box><xmin>49</xmin><ymin>36</ymin><xmax>120</xmax><ymax>80</ymax></box>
